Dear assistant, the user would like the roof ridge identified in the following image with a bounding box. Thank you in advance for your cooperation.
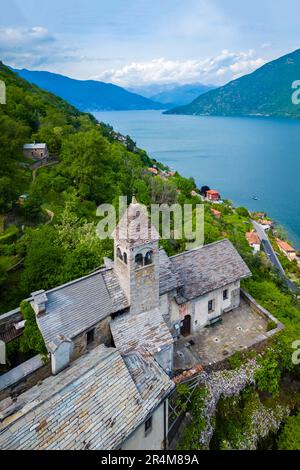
[45,266,113,295]
[169,238,230,260]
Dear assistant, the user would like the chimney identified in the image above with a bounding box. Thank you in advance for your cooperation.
[31,290,48,317]
[48,335,72,375]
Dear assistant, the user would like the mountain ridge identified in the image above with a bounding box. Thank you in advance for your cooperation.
[165,49,300,118]
[13,68,165,112]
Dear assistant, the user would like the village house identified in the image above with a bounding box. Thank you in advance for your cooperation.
[206,189,220,202]
[17,194,29,206]
[23,143,49,160]
[147,167,158,176]
[276,238,297,262]
[211,208,222,219]
[258,219,273,230]
[246,231,261,253]
[253,212,266,219]
[0,198,282,450]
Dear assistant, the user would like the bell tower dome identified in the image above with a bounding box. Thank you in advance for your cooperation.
[114,197,160,315]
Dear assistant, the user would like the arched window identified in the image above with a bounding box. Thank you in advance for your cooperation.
[135,253,143,268]
[144,251,153,266]
[123,252,128,265]
[117,247,123,261]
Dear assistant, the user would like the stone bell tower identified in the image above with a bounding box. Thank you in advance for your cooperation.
[114,197,160,316]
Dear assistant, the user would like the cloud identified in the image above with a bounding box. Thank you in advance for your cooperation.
[0,26,80,68]
[0,26,54,47]
[93,50,265,86]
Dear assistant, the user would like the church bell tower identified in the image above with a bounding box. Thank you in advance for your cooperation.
[114,197,160,316]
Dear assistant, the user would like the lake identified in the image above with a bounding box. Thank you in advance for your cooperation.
[93,110,300,248]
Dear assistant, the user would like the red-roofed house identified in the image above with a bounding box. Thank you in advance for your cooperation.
[276,239,297,262]
[206,190,220,202]
[211,209,222,219]
[258,219,273,229]
[246,231,261,253]
[148,167,158,176]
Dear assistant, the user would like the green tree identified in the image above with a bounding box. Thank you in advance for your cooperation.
[278,413,300,450]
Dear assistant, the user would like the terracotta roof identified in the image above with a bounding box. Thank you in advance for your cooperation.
[206,190,220,196]
[276,239,296,253]
[246,232,261,246]
[211,209,221,217]
[259,219,272,226]
[147,167,158,175]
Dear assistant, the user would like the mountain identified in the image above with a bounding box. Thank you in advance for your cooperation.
[149,84,215,107]
[129,83,215,108]
[165,49,300,118]
[13,68,164,111]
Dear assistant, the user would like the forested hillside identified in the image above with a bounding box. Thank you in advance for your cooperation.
[0,62,196,311]
[166,49,300,118]
[13,68,164,111]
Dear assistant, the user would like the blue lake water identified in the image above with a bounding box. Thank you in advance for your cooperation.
[93,110,300,248]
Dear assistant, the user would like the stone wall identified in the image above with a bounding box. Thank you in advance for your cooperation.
[71,316,112,361]
[241,289,284,335]
[0,308,23,339]
[0,355,51,401]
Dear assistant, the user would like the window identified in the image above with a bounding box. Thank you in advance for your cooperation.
[123,252,128,265]
[86,329,95,345]
[144,251,153,266]
[223,290,229,301]
[145,416,153,436]
[208,300,215,314]
[135,253,144,268]
[117,247,123,261]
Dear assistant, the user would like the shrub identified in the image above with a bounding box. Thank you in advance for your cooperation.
[19,300,48,358]
[277,412,300,450]
[228,352,243,370]
[255,350,281,398]
[236,207,249,218]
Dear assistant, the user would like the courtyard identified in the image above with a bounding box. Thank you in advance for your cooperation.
[174,293,283,371]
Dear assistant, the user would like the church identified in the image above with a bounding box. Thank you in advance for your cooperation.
[0,197,255,450]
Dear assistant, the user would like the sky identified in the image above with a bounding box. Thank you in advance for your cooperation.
[0,0,300,88]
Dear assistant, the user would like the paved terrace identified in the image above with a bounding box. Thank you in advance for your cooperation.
[174,292,283,371]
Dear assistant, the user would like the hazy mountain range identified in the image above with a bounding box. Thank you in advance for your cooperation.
[13,68,165,111]
[128,83,215,107]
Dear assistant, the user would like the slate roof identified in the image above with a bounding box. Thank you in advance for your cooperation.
[37,269,129,349]
[111,308,174,356]
[170,239,251,303]
[113,198,159,248]
[0,346,174,450]
[0,325,22,344]
[23,143,47,149]
[159,249,179,294]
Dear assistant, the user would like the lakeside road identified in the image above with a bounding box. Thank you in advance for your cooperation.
[252,220,300,295]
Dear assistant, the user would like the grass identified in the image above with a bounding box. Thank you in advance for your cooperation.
[0,226,19,244]
[0,255,16,271]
